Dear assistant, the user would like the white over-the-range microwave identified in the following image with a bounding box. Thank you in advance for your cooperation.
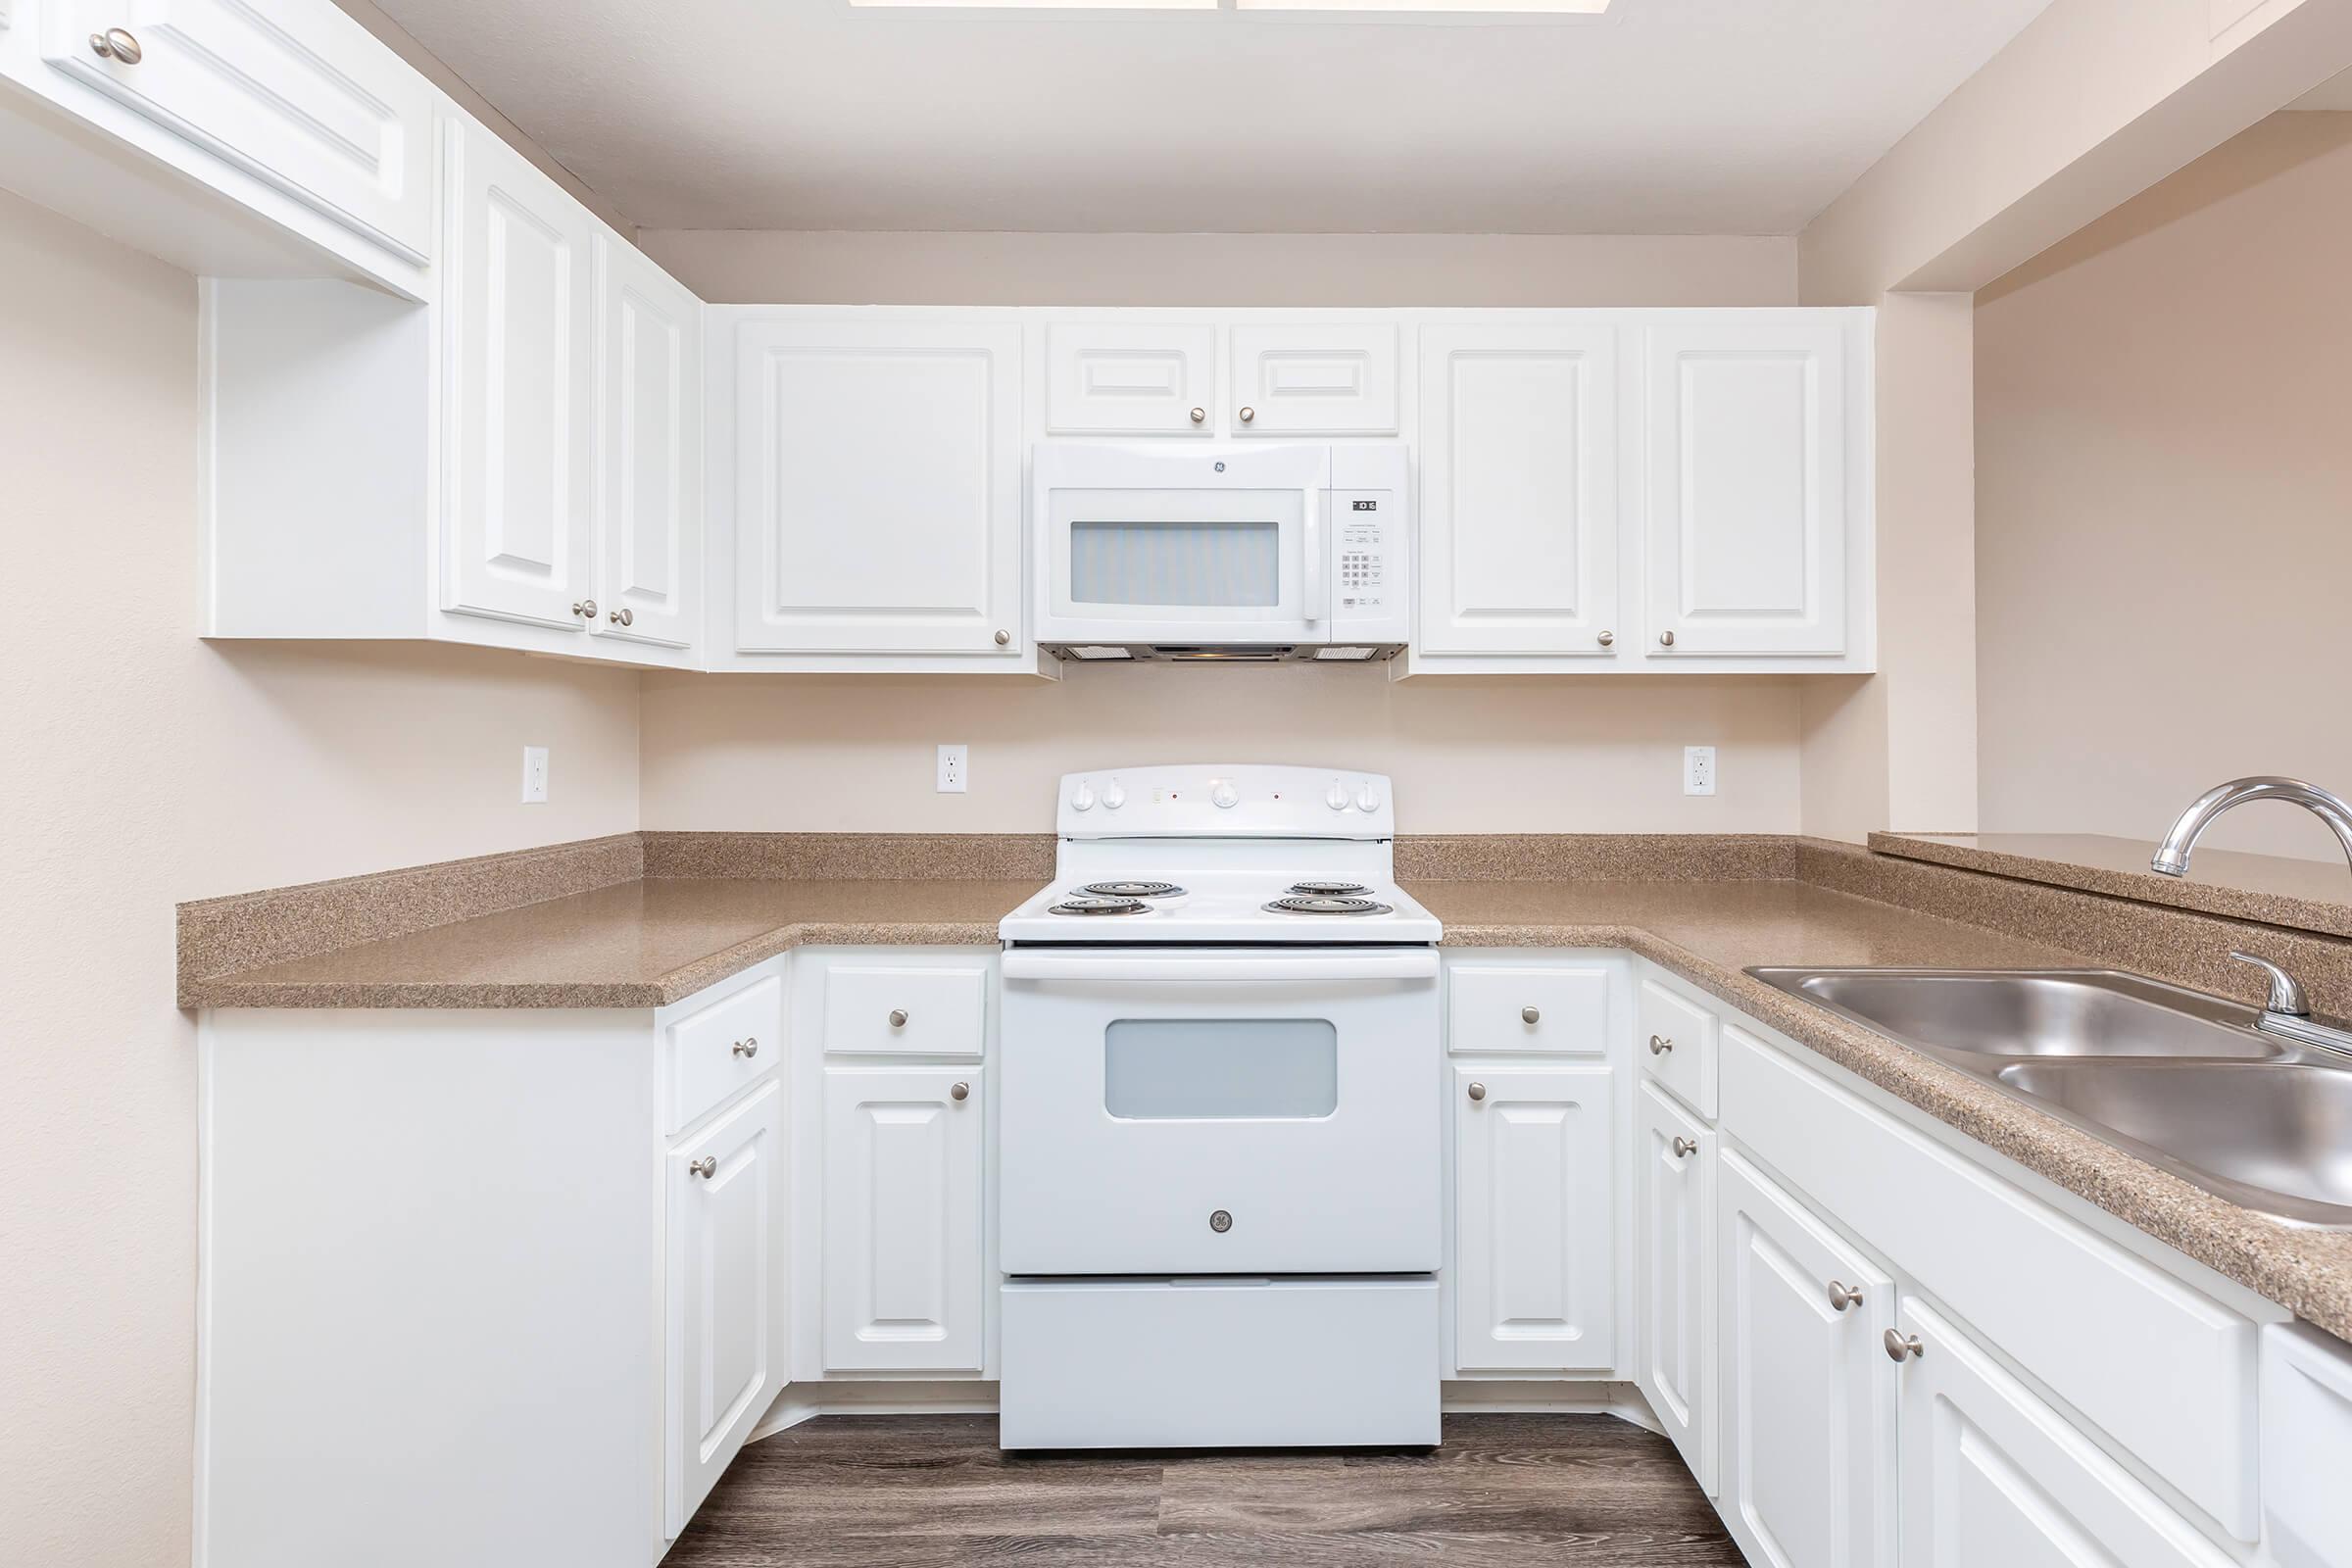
[1031,441,1410,662]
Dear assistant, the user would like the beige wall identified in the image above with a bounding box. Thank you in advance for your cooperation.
[1975,112,2352,860]
[0,192,642,1568]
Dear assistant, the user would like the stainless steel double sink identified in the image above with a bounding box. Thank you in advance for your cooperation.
[1746,967,2352,1228]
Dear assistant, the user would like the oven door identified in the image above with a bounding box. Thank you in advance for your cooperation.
[1000,947,1440,1275]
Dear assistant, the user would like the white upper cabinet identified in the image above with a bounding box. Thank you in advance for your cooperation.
[1044,321,1216,435]
[1228,323,1399,435]
[1642,313,1855,658]
[1418,322,1621,657]
[38,0,436,262]
[735,318,1024,656]
[595,233,701,654]
[1452,1062,1615,1373]
[442,117,598,633]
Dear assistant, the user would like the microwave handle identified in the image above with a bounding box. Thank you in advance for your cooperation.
[1303,487,1330,624]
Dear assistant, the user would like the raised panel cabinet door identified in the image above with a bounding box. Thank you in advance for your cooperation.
[594,235,701,652]
[1718,1150,1896,1568]
[1043,320,1216,434]
[666,1081,781,1538]
[1228,323,1399,435]
[42,0,436,259]
[443,120,597,632]
[1452,1062,1614,1372]
[1419,323,1621,657]
[1896,1298,2234,1568]
[1636,1080,1716,1494]
[822,1065,984,1373]
[1642,314,1851,656]
[736,319,1023,654]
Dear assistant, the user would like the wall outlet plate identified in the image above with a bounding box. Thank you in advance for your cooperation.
[1684,745,1716,797]
[521,746,549,804]
[937,744,967,794]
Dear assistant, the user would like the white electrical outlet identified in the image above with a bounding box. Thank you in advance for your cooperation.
[521,746,549,804]
[1684,746,1717,797]
[937,744,967,794]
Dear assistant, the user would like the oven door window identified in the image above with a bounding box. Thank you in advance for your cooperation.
[1102,1018,1338,1120]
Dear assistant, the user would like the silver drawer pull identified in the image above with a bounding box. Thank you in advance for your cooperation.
[1648,1034,1674,1055]
[1672,1136,1697,1158]
[688,1156,717,1179]
[1467,1081,1487,1102]
[90,27,142,64]
[889,1008,908,1027]
[731,1037,759,1058]
[950,1081,970,1102]
[1885,1329,1924,1362]
[1827,1280,1864,1311]
[1521,1005,1541,1025]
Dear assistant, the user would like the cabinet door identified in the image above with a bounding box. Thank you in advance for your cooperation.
[594,235,701,652]
[41,0,436,259]
[1043,320,1215,434]
[1419,323,1621,657]
[1453,1062,1613,1372]
[822,1065,984,1372]
[1719,1150,1896,1568]
[1228,323,1399,435]
[1636,1080,1715,1494]
[666,1081,781,1538]
[442,121,597,632]
[1642,315,1851,657]
[1897,1298,2232,1568]
[736,319,1023,654]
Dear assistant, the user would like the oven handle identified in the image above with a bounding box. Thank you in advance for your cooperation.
[1002,949,1438,983]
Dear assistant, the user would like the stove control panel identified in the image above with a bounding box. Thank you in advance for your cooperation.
[1059,764,1396,840]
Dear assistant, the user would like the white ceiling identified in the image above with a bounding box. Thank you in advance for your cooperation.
[372,0,2054,234]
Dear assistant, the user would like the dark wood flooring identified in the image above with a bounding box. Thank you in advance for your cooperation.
[666,1412,1746,1566]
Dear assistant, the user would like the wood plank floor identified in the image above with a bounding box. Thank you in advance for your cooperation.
[666,1413,1747,1566]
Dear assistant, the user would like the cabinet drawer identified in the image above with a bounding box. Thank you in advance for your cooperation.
[1447,962,1610,1054]
[1721,1025,2260,1540]
[823,961,987,1058]
[1638,975,1719,1118]
[666,975,783,1135]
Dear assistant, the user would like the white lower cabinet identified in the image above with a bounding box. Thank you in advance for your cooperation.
[820,1063,986,1372]
[1452,1061,1615,1371]
[666,1080,782,1535]
[1635,1078,1714,1494]
[1718,1148,1897,1568]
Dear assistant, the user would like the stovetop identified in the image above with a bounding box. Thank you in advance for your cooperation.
[1000,869,1441,945]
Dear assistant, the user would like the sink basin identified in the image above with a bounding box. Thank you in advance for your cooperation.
[1745,966,2352,1228]
[1997,1061,2352,1228]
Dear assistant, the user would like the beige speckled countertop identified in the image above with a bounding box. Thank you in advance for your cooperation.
[184,865,2352,1342]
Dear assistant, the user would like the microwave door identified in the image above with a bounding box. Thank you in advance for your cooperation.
[1046,486,1311,642]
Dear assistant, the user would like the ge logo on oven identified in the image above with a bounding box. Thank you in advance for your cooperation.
[1208,1209,1233,1234]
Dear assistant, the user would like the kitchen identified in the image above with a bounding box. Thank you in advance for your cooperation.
[10,1,2352,1565]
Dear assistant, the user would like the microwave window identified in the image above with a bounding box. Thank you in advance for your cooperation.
[1069,520,1281,608]
[1103,1019,1338,1119]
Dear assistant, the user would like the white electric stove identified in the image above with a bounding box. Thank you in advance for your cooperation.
[996,764,1444,1451]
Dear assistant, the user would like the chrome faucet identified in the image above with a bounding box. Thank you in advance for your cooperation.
[2150,776,2352,878]
[2230,952,2352,1059]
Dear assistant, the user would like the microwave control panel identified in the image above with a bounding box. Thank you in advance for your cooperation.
[1325,445,1409,642]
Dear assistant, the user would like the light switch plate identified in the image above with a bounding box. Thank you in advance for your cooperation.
[1684,746,1716,797]
[521,746,549,804]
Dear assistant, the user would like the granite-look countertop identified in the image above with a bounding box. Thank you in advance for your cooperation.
[186,868,2352,1341]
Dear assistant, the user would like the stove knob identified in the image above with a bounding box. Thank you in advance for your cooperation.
[1355,784,1383,813]
[1326,782,1350,811]
[1211,780,1239,809]
[1071,782,1096,812]
[1102,782,1126,809]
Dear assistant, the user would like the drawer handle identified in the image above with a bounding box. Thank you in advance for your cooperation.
[1648,1034,1674,1055]
[1239,406,1255,423]
[1467,1081,1487,1102]
[889,1008,908,1027]
[90,27,143,64]
[950,1081,970,1102]
[1189,407,1205,424]
[1672,1136,1697,1158]
[1827,1280,1864,1311]
[688,1156,717,1180]
[1520,1005,1541,1025]
[731,1036,759,1058]
[1884,1329,1924,1363]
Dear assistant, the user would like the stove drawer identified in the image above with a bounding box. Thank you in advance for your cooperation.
[1001,1277,1440,1449]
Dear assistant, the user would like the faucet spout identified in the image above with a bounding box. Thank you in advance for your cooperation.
[2151,776,2352,878]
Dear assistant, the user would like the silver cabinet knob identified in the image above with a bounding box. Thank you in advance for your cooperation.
[889,1008,908,1027]
[1659,629,1677,648]
[731,1037,758,1058]
[994,629,1011,646]
[1827,1280,1864,1311]
[608,607,634,627]
[950,1081,970,1102]
[1597,630,1615,648]
[1648,1034,1674,1055]
[1521,1005,1541,1025]
[572,599,598,618]
[1884,1329,1924,1362]
[89,27,142,63]
[1189,407,1205,424]
[1673,1136,1698,1158]
[1239,406,1255,423]
[688,1155,717,1179]
[1467,1081,1488,1102]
